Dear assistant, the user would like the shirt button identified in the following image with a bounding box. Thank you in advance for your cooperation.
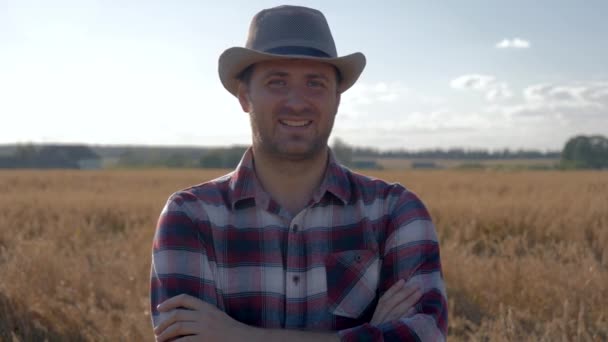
[292,275,300,284]
[292,224,299,233]
[355,254,362,263]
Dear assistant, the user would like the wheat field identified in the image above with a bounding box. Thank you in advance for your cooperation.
[0,169,606,341]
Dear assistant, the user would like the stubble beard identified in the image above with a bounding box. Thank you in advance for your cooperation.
[249,112,335,162]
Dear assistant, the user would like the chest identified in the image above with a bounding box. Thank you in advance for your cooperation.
[199,204,389,329]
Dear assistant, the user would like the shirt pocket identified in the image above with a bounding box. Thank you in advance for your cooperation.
[324,249,380,319]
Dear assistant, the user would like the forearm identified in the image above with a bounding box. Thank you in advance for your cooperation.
[246,326,340,342]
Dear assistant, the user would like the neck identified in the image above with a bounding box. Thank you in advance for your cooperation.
[252,146,329,215]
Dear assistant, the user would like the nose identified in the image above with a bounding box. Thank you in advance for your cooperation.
[283,87,309,113]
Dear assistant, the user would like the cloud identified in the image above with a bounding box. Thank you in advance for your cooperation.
[339,81,444,120]
[343,81,409,106]
[486,83,513,101]
[333,108,524,150]
[450,74,496,90]
[335,79,607,150]
[495,38,531,49]
[523,82,608,106]
[487,81,608,124]
[450,74,513,101]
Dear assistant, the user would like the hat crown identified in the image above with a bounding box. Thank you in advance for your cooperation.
[245,5,338,58]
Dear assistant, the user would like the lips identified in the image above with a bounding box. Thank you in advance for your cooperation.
[279,119,313,127]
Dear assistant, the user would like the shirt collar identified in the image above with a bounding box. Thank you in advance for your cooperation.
[313,148,351,205]
[228,147,258,208]
[228,147,352,209]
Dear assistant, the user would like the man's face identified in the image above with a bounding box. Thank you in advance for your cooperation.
[237,59,341,161]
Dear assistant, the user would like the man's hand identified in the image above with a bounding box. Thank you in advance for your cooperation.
[370,279,422,325]
[154,294,248,342]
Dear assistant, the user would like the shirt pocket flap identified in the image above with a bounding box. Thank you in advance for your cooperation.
[325,249,380,319]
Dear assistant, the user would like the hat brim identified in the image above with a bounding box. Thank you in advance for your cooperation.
[218,47,366,96]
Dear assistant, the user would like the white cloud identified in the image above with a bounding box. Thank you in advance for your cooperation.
[343,81,410,106]
[338,81,447,126]
[486,83,513,101]
[333,108,526,150]
[340,81,438,119]
[493,81,608,119]
[523,82,608,106]
[495,38,531,49]
[450,74,513,101]
[450,74,496,90]
[337,79,608,150]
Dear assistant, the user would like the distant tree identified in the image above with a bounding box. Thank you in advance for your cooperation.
[0,156,19,168]
[199,150,225,168]
[37,145,99,168]
[199,146,247,169]
[117,150,144,167]
[561,135,608,169]
[15,143,36,158]
[223,146,247,168]
[14,143,37,167]
[332,137,353,167]
[0,144,100,169]
[165,153,192,168]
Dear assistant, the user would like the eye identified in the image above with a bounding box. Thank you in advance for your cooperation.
[268,79,286,87]
[307,80,326,88]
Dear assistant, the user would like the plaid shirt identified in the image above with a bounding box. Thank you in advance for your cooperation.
[150,148,447,341]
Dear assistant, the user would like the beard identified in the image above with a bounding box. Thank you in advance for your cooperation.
[249,107,336,162]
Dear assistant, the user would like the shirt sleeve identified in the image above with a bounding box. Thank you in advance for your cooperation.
[338,189,448,342]
[149,192,218,328]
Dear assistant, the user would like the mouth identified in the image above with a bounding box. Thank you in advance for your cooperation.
[279,119,313,127]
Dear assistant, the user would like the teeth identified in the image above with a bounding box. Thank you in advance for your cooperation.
[281,120,311,127]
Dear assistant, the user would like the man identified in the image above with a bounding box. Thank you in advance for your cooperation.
[150,5,447,341]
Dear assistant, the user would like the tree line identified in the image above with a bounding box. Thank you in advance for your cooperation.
[0,135,606,170]
[114,146,247,169]
[0,144,100,169]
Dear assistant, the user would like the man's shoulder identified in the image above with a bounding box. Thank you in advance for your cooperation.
[341,166,430,216]
[166,171,235,207]
[342,167,409,201]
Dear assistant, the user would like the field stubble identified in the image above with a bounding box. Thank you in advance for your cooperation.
[0,169,606,341]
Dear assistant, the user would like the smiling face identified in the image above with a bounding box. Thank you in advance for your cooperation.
[237,59,341,162]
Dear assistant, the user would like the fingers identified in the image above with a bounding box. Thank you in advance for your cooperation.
[385,282,419,312]
[371,279,405,325]
[157,294,203,312]
[371,280,423,325]
[384,286,423,321]
[154,309,198,337]
[155,321,199,342]
[381,279,405,300]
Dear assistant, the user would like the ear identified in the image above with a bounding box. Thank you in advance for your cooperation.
[334,92,341,114]
[237,82,251,113]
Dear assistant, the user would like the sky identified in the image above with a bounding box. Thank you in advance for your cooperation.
[1,0,607,151]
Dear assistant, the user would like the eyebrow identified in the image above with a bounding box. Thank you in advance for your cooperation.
[263,71,289,79]
[306,73,330,81]
[262,70,331,81]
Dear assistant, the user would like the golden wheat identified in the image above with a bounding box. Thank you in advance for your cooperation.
[0,169,606,341]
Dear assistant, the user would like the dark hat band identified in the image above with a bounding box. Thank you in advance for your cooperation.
[264,46,331,58]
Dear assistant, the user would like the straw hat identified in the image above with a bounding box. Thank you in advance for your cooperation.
[218,5,366,96]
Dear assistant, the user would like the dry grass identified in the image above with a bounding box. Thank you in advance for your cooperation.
[0,169,606,341]
[374,158,560,169]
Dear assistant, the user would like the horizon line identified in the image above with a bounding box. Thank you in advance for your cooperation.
[0,141,563,153]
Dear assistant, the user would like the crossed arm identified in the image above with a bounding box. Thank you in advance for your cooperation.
[152,279,421,342]
[150,191,447,342]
